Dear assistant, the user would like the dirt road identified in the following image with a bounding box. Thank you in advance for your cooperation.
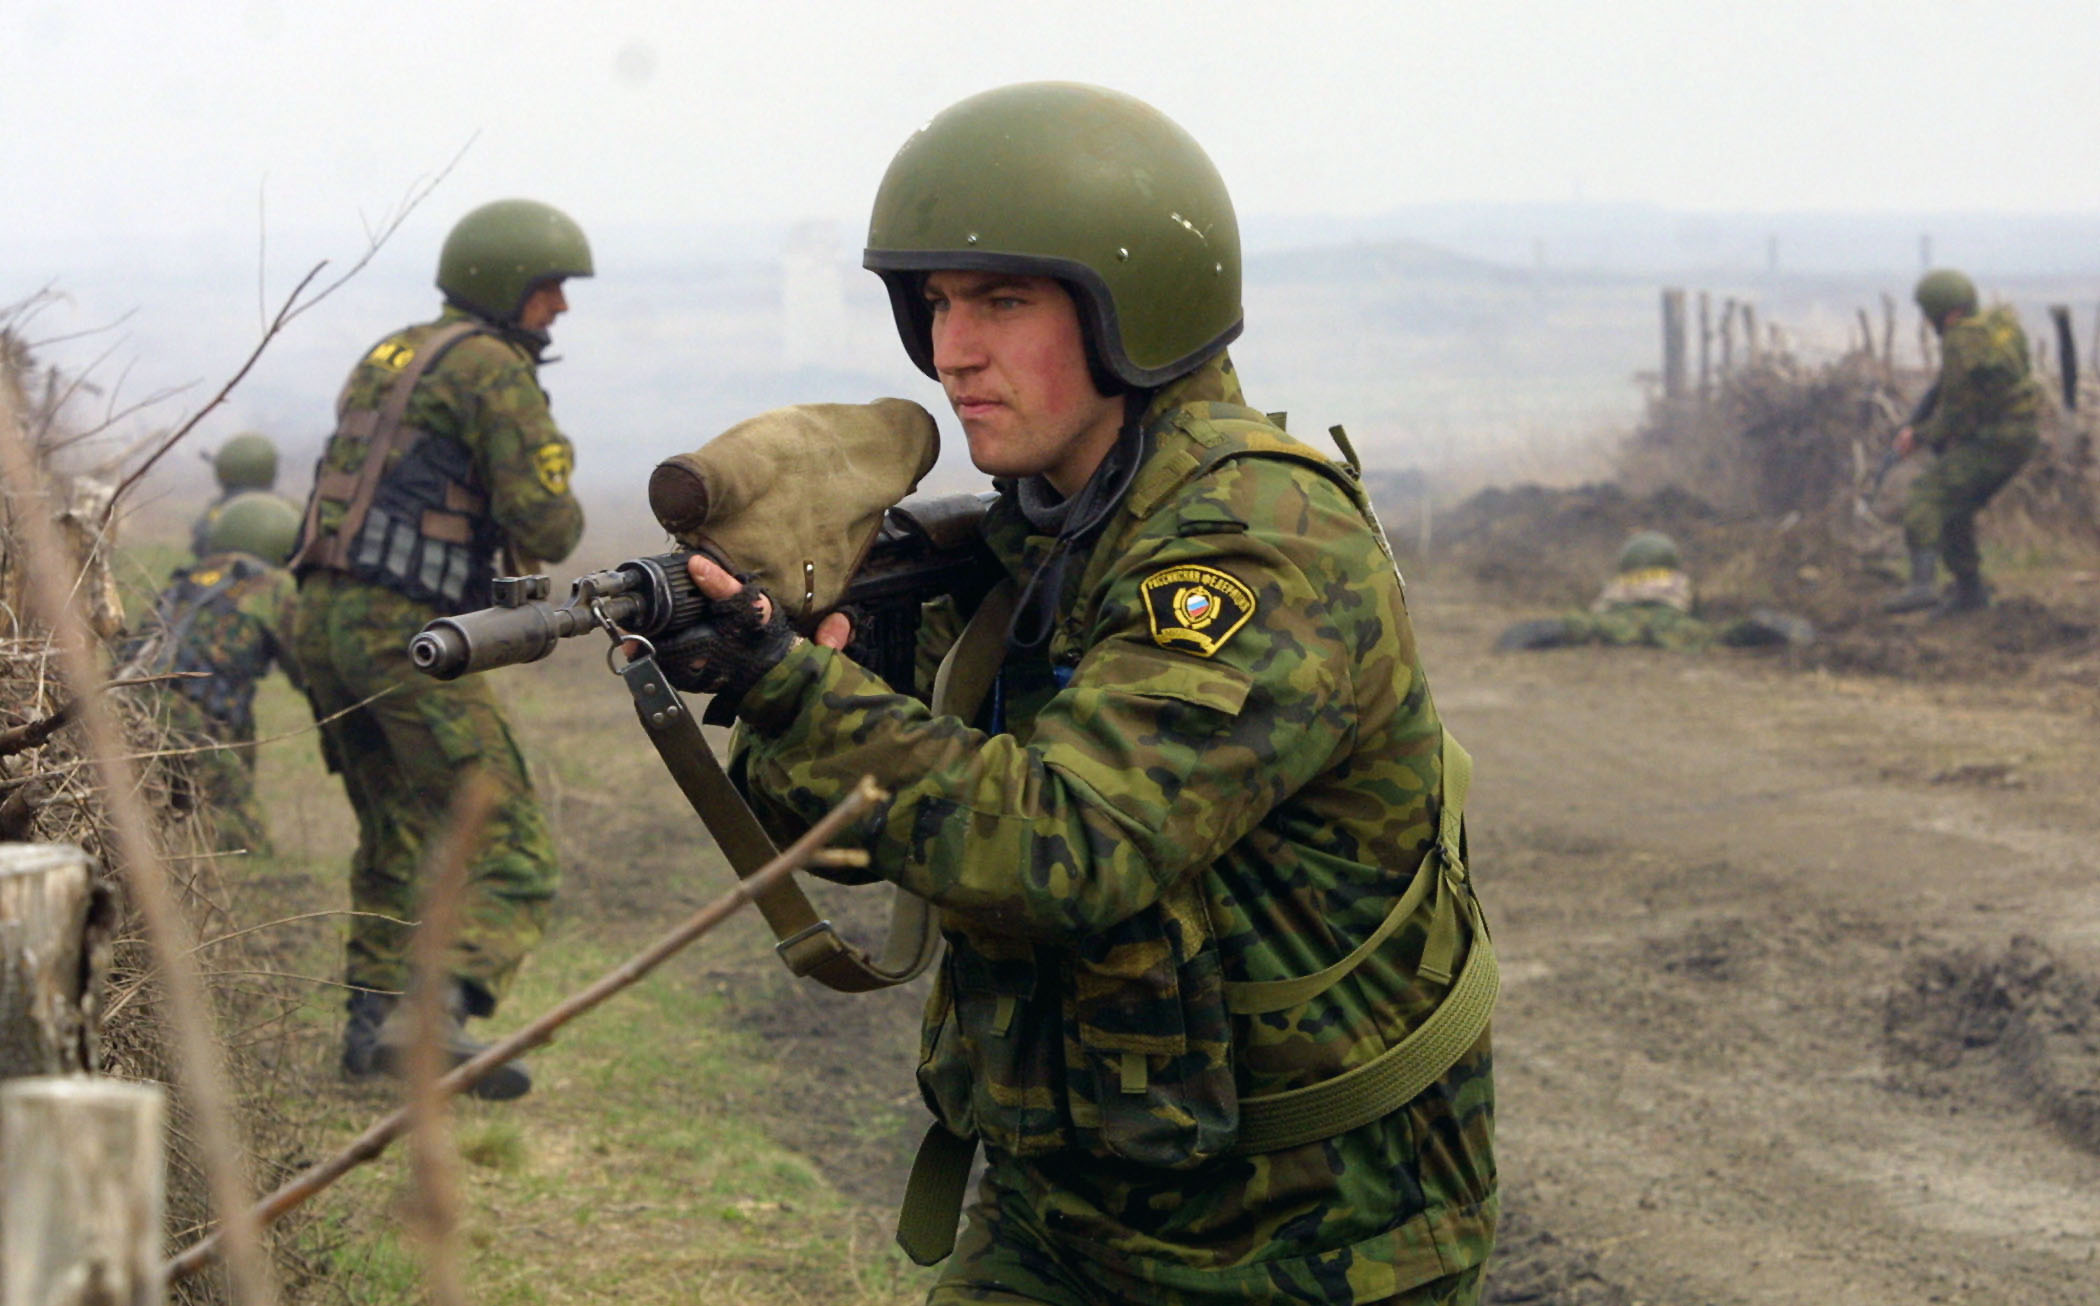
[701,576,2100,1305]
[1417,586,2100,1304]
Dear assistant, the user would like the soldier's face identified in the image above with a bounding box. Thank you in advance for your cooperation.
[924,270,1123,498]
[518,279,569,332]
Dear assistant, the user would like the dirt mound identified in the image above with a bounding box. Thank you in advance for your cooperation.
[1400,344,2100,685]
[1883,937,2100,1156]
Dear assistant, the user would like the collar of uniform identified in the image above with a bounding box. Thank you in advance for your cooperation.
[1123,350,1261,522]
[434,303,546,364]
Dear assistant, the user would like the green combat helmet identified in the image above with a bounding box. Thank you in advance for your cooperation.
[1913,268,1978,326]
[204,490,302,566]
[864,81,1242,388]
[1617,531,1681,573]
[213,432,278,491]
[437,199,594,325]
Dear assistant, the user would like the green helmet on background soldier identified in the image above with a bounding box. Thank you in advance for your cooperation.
[204,490,301,565]
[864,81,1242,388]
[437,199,594,325]
[1617,531,1682,573]
[1913,268,1979,326]
[213,432,278,491]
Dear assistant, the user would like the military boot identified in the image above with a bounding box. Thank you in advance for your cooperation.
[1881,548,1940,614]
[1932,573,1991,619]
[372,980,533,1101]
[340,988,395,1080]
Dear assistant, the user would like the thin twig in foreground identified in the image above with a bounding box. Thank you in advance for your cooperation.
[164,775,887,1285]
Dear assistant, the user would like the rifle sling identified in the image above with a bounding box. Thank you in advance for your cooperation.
[619,653,937,993]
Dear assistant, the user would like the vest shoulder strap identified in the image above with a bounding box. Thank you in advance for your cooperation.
[292,319,489,574]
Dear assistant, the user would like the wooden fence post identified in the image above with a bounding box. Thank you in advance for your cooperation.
[2,1077,166,1306]
[1660,288,1688,402]
[1697,291,1713,406]
[0,845,106,1079]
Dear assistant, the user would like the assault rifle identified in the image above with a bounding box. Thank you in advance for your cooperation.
[409,490,999,699]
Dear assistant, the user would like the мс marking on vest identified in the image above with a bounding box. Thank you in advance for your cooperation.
[1141,564,1254,657]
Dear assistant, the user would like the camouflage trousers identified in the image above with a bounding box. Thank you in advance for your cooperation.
[1902,426,2039,581]
[161,693,271,857]
[292,572,557,1012]
[1562,604,1715,652]
[931,1163,1489,1305]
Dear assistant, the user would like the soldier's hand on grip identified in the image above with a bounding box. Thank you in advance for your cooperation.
[657,556,799,717]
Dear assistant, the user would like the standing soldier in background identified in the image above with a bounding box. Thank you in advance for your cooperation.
[191,431,292,557]
[665,84,1496,1304]
[289,198,590,1100]
[124,492,303,855]
[1882,269,2042,616]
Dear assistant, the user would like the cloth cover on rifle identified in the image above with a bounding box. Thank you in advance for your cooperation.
[647,399,940,624]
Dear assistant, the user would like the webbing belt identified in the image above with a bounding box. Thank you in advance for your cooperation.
[895,730,1497,1265]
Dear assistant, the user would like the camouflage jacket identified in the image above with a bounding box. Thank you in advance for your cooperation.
[301,305,584,608]
[1916,304,2043,453]
[124,551,298,742]
[736,354,1495,1298]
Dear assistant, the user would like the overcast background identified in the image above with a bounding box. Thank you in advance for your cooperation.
[8,0,2100,532]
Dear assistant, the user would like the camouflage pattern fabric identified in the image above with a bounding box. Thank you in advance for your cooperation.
[1904,304,2042,578]
[308,306,583,576]
[734,352,1496,1303]
[1562,592,1717,653]
[292,572,558,1008]
[295,306,581,1010]
[123,551,299,854]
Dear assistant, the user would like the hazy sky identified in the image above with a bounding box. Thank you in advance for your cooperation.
[9,0,2100,255]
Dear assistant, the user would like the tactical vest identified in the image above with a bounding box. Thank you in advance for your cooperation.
[129,557,275,738]
[289,320,504,613]
[898,403,1498,1263]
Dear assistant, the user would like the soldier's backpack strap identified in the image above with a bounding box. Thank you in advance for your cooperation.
[1227,730,1498,1153]
[290,319,488,575]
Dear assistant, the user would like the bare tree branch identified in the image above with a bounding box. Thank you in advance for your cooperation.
[101,142,472,525]
[0,342,279,1306]
[165,775,887,1284]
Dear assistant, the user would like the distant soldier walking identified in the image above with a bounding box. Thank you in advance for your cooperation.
[1882,269,2042,616]
[125,492,303,855]
[289,199,590,1099]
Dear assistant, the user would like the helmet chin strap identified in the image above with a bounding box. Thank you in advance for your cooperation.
[1004,394,1150,658]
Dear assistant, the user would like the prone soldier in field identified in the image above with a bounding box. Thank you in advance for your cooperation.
[1880,268,2042,617]
[652,84,1499,1305]
[289,198,590,1100]
[122,492,303,856]
[1495,531,1814,653]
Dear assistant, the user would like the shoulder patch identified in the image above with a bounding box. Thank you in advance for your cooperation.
[367,338,416,372]
[532,443,573,496]
[1140,564,1255,657]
